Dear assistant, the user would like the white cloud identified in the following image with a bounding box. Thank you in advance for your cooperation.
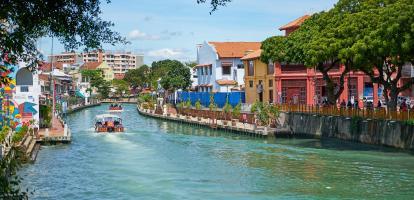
[148,48,184,58]
[128,29,161,40]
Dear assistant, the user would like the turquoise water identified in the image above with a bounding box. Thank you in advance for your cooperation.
[20,104,414,199]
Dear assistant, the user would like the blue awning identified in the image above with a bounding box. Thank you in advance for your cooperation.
[76,90,85,98]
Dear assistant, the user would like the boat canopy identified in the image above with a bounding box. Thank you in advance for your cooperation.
[95,114,122,122]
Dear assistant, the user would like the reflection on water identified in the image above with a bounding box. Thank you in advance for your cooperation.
[20,104,414,200]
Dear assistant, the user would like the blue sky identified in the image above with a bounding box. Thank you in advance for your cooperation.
[38,0,337,64]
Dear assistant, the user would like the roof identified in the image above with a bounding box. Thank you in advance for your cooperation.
[208,42,261,58]
[80,62,102,70]
[195,63,212,68]
[96,114,122,120]
[241,49,262,60]
[216,79,237,85]
[40,62,64,72]
[38,73,50,82]
[279,15,310,30]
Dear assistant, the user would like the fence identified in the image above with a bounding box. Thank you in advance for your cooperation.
[177,92,245,108]
[276,104,414,122]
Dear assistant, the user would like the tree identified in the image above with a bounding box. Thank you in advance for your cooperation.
[81,69,110,98]
[159,61,192,92]
[112,79,129,97]
[149,59,178,88]
[0,0,126,85]
[350,0,414,110]
[123,65,150,89]
[197,0,232,13]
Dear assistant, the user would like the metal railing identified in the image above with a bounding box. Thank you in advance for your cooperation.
[276,104,413,122]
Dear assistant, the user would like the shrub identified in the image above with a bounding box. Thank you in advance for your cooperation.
[195,100,202,110]
[12,125,28,143]
[406,119,414,125]
[233,102,242,119]
[185,100,192,109]
[0,126,11,143]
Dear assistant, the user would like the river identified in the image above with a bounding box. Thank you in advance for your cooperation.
[20,104,414,199]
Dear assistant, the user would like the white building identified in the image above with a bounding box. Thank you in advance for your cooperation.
[13,62,41,127]
[196,41,261,92]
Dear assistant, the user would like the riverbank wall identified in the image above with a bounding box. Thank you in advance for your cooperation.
[66,102,101,114]
[280,112,414,150]
[137,107,272,137]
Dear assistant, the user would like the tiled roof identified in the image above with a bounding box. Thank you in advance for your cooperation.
[208,42,261,58]
[38,73,50,82]
[279,15,310,30]
[241,49,262,60]
[80,62,102,70]
[39,62,64,72]
[216,79,237,85]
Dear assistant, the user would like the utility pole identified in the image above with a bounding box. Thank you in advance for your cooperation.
[50,37,55,128]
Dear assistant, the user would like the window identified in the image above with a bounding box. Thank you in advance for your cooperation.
[269,90,273,103]
[248,61,254,76]
[201,67,204,75]
[222,65,231,75]
[267,62,274,75]
[237,64,244,69]
[249,80,254,88]
[20,86,29,92]
[269,80,273,88]
[209,66,212,75]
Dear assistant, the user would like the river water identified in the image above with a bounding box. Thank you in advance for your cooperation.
[20,104,414,199]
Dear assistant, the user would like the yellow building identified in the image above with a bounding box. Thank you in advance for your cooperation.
[81,61,114,81]
[241,50,275,104]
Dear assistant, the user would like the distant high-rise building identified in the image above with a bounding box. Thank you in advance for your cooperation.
[48,52,82,64]
[82,50,144,79]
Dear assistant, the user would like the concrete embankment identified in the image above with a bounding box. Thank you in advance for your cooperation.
[280,112,414,150]
[66,102,101,114]
[137,107,271,137]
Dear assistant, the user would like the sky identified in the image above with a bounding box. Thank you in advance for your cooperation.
[38,0,338,64]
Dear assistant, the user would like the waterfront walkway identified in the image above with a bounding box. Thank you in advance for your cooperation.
[137,106,288,137]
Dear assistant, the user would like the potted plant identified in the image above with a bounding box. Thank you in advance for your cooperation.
[195,100,202,121]
[185,100,192,119]
[232,102,242,126]
[222,99,232,126]
[208,93,218,124]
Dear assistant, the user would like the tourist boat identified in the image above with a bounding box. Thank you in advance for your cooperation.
[108,104,123,112]
[95,114,124,133]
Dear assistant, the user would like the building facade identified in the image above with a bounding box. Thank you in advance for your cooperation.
[196,41,261,92]
[242,50,275,104]
[0,62,41,129]
[48,52,82,64]
[80,61,114,81]
[82,50,144,79]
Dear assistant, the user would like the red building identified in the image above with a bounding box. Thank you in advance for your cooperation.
[273,16,380,107]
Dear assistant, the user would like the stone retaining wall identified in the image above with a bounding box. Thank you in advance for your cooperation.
[280,112,414,150]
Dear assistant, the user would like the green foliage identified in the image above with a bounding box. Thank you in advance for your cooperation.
[232,102,242,119]
[195,100,202,110]
[177,102,186,110]
[223,100,232,114]
[185,100,192,109]
[406,119,414,126]
[0,0,126,86]
[12,126,28,143]
[112,79,129,97]
[123,65,150,89]
[208,94,217,111]
[81,69,111,99]
[0,126,11,143]
[0,146,30,198]
[40,105,52,128]
[159,60,192,92]
[251,102,280,126]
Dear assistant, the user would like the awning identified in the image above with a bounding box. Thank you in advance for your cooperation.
[195,63,212,68]
[75,90,86,98]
